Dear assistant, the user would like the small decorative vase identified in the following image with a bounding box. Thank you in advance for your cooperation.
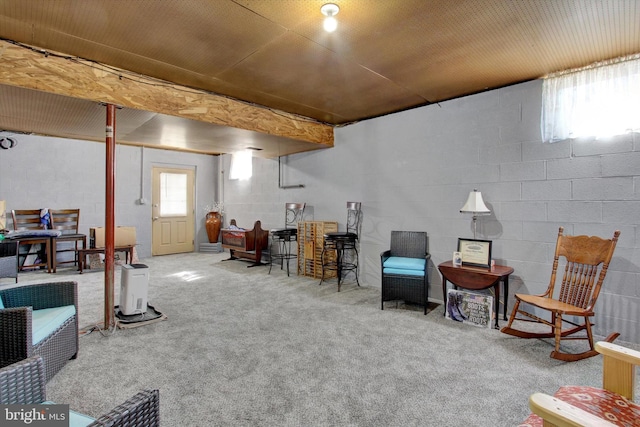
[205,211,222,243]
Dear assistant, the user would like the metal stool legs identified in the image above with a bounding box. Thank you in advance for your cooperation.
[319,235,359,291]
[269,232,296,276]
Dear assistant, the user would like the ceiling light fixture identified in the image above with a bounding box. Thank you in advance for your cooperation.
[321,3,339,33]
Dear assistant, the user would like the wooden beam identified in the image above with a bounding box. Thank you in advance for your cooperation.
[0,40,333,147]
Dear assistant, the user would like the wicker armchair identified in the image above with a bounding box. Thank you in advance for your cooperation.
[0,356,160,426]
[0,281,78,382]
[381,231,431,314]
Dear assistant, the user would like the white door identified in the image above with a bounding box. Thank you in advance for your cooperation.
[151,167,195,255]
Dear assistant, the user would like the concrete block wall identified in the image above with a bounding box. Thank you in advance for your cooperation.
[221,79,640,344]
[0,135,218,259]
[2,77,638,343]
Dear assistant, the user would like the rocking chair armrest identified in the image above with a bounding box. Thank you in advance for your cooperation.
[529,393,618,427]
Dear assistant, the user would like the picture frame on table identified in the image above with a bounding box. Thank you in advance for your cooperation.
[457,238,492,268]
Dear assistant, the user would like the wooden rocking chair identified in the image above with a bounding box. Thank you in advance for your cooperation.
[501,227,620,362]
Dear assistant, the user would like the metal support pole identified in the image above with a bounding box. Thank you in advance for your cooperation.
[104,104,116,330]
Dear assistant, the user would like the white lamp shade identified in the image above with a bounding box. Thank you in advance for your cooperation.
[460,190,490,214]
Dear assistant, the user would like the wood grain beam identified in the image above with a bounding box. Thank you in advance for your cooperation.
[0,40,333,147]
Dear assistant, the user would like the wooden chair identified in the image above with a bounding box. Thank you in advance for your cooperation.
[50,209,86,271]
[501,227,620,361]
[522,341,640,426]
[10,209,52,273]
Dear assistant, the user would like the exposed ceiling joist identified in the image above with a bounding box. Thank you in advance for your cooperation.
[0,40,333,157]
[0,1,638,156]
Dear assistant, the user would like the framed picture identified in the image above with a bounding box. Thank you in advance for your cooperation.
[452,251,462,267]
[457,238,492,268]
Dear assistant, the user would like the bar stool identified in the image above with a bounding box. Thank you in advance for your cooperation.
[269,203,305,276]
[320,202,362,291]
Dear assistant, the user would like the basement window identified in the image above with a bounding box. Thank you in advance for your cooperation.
[541,54,640,143]
[229,150,253,180]
[160,172,187,216]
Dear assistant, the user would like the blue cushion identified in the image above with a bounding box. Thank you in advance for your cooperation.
[383,267,425,277]
[383,257,425,271]
[68,409,96,427]
[32,305,76,345]
[0,295,4,309]
[42,402,96,427]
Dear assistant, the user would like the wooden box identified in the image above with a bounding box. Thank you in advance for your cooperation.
[297,221,338,278]
[90,226,137,248]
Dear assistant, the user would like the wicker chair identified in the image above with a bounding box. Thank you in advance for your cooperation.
[381,231,431,314]
[0,356,160,426]
[0,281,78,382]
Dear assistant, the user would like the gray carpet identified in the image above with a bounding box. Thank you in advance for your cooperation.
[8,252,640,426]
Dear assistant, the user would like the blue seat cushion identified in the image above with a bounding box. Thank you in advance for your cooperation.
[383,267,425,277]
[32,305,76,345]
[42,402,96,427]
[383,257,425,271]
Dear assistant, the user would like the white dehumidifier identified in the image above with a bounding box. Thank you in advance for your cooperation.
[120,263,149,315]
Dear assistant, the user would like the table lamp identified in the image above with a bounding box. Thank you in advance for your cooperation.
[460,189,490,239]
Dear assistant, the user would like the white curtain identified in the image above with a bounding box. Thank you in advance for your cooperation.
[542,55,640,143]
[229,150,253,180]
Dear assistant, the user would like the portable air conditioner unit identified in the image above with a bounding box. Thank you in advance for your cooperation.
[120,263,149,315]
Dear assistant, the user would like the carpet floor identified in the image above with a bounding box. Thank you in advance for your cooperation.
[6,252,639,426]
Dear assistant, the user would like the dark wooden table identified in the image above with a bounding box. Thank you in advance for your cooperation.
[438,260,514,329]
[77,245,134,273]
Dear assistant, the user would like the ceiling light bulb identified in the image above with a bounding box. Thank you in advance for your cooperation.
[321,3,339,33]
[323,16,338,32]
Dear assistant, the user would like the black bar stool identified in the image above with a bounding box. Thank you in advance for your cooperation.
[320,202,362,291]
[269,203,305,276]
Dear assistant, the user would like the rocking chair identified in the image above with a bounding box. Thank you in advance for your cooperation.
[501,227,620,362]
